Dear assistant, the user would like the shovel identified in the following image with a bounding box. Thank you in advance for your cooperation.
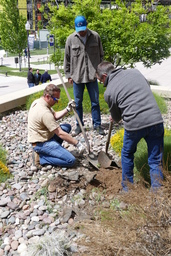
[56,67,90,153]
[88,122,120,169]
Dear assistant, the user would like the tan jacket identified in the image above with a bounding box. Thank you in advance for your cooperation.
[64,29,104,83]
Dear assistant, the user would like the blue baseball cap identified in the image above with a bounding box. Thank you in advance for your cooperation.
[75,16,87,32]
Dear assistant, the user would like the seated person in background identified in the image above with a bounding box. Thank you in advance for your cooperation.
[28,84,85,167]
[34,69,41,86]
[40,69,52,84]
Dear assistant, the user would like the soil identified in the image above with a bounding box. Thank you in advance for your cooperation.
[50,163,171,256]
[75,169,171,256]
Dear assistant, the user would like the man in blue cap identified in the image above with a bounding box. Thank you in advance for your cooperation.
[64,15,104,136]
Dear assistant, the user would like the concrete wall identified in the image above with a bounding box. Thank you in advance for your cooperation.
[0,78,70,114]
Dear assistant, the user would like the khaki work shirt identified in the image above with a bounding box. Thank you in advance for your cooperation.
[28,97,59,143]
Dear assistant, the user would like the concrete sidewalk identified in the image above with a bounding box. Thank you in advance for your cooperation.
[0,53,58,96]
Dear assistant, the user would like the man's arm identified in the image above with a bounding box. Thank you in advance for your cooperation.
[98,35,104,62]
[54,126,77,145]
[64,37,71,79]
[104,94,122,123]
[54,108,69,120]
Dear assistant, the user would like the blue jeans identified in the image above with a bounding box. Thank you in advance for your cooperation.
[33,124,76,167]
[28,83,34,88]
[73,80,101,127]
[121,123,164,191]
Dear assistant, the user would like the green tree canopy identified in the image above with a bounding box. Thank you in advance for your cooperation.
[0,0,27,70]
[43,0,171,68]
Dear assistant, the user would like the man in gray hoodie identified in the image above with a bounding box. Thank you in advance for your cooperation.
[96,61,164,192]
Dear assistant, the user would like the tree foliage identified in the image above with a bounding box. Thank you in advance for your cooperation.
[0,0,27,70]
[44,0,171,67]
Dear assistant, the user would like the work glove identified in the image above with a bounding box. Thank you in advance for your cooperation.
[66,99,76,112]
[75,141,85,154]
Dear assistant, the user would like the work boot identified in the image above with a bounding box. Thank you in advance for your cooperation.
[94,125,105,135]
[32,150,40,167]
[34,152,40,166]
[73,126,82,136]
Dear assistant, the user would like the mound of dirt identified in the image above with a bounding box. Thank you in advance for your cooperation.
[86,168,122,196]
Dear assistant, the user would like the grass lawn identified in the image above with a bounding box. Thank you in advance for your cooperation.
[7,47,55,57]
[0,66,57,77]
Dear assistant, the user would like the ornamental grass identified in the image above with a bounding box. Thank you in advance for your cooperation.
[0,160,10,183]
[0,144,11,183]
[110,127,171,186]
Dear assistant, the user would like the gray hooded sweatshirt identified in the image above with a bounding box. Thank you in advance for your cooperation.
[104,68,163,131]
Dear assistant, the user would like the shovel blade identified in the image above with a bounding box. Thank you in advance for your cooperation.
[98,151,112,168]
[87,154,100,170]
[98,151,121,169]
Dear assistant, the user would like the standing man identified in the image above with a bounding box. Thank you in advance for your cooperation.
[96,61,164,192]
[64,15,104,136]
[34,69,41,86]
[27,67,35,88]
[40,70,52,84]
[28,84,85,167]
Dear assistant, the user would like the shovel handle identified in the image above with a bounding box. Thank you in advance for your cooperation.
[105,121,113,154]
[56,66,90,153]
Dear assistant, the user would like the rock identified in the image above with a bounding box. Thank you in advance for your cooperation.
[0,248,4,256]
[17,243,27,254]
[62,208,76,223]
[11,240,19,250]
[48,183,56,193]
[32,229,45,236]
[15,229,22,239]
[83,172,96,183]
[59,170,80,181]
[119,201,128,210]
[1,210,10,218]
[7,202,18,210]
[0,198,10,206]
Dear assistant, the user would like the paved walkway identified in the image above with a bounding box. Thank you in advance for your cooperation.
[0,53,58,96]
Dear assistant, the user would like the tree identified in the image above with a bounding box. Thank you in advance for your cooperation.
[43,0,171,68]
[0,0,27,71]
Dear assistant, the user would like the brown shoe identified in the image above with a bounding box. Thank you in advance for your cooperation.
[32,150,40,166]
[35,152,40,166]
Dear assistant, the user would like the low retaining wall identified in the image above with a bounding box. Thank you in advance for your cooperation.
[150,85,171,99]
[0,78,70,114]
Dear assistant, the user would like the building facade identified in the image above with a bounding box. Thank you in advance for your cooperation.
[18,0,45,31]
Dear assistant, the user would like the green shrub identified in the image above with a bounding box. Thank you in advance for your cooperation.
[0,160,11,183]
[153,92,167,114]
[0,144,11,183]
[0,144,7,164]
[110,128,171,186]
[110,128,124,156]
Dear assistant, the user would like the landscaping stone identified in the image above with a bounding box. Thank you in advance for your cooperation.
[0,100,170,255]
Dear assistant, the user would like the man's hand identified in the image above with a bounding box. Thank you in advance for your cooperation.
[68,78,73,84]
[66,99,76,112]
[75,141,85,154]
